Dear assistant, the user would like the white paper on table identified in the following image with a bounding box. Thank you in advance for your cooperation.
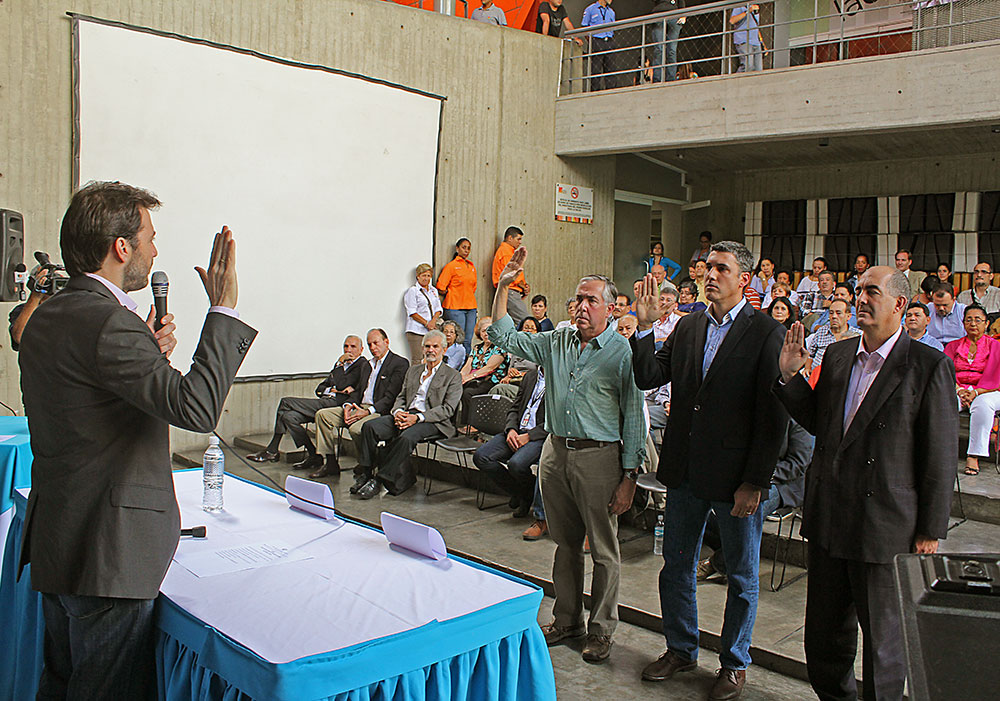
[380,512,447,560]
[173,540,313,578]
[285,475,338,521]
[0,435,15,443]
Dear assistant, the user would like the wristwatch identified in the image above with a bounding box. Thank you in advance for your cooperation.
[623,470,639,482]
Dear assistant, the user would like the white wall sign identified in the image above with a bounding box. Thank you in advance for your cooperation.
[555,184,594,224]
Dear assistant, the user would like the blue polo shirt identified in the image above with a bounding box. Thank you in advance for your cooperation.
[928,301,967,345]
[581,2,615,39]
[732,5,761,46]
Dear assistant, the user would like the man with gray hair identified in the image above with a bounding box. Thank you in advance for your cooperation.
[775,266,955,700]
[353,329,462,499]
[489,246,645,665]
[633,240,788,700]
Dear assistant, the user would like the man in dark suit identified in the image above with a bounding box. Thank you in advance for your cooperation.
[311,328,409,478]
[355,330,462,498]
[631,240,788,701]
[472,367,548,518]
[18,181,255,698]
[775,266,956,701]
[248,335,371,471]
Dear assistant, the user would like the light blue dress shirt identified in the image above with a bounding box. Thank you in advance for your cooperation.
[702,298,747,379]
[581,2,615,38]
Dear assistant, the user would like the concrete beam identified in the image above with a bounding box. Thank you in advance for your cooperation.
[555,41,1000,156]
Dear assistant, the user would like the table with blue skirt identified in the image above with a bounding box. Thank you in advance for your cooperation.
[1,468,556,700]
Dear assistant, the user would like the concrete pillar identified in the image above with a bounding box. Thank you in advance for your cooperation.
[437,0,455,16]
[772,0,791,69]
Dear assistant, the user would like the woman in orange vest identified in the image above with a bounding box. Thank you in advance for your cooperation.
[436,238,478,354]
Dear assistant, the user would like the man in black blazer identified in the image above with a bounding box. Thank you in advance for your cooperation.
[248,335,371,471]
[355,330,462,498]
[18,182,255,698]
[631,241,788,701]
[775,266,956,701]
[472,367,548,518]
[311,328,409,478]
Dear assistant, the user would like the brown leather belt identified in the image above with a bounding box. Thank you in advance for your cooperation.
[552,435,615,450]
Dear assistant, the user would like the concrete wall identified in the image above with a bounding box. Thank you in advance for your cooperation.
[0,0,614,451]
[555,40,1000,155]
[613,201,651,288]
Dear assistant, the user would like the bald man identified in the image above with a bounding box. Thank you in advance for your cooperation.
[650,264,676,295]
[249,335,372,470]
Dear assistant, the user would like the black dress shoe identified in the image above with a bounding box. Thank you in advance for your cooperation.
[356,478,381,500]
[349,472,370,494]
[513,502,531,519]
[292,453,325,471]
[247,449,279,463]
[309,461,340,479]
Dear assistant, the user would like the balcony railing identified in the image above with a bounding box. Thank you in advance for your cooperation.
[558,0,1000,96]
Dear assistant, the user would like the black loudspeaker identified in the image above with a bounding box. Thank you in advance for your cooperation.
[0,209,24,302]
[895,553,1000,700]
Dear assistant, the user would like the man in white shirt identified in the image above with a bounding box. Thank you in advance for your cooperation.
[795,257,827,294]
[652,288,681,344]
[354,331,462,499]
[312,328,409,479]
[957,261,1000,313]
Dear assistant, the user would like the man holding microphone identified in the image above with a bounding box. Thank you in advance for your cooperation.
[18,181,256,697]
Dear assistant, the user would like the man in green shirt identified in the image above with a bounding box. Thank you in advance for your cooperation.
[489,246,645,664]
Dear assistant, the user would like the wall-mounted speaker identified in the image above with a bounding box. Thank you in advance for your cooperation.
[0,210,25,302]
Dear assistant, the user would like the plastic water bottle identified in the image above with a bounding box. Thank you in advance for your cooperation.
[653,513,664,556]
[202,436,224,513]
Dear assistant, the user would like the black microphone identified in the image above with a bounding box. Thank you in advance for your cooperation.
[13,263,27,301]
[151,271,168,331]
[180,526,207,538]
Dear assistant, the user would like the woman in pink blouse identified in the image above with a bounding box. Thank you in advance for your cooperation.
[944,304,1000,475]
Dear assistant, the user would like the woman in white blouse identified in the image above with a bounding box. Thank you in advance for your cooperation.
[403,263,443,362]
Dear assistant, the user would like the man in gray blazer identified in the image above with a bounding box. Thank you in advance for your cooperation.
[354,330,461,499]
[18,182,256,699]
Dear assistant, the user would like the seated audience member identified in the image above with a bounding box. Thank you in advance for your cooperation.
[249,335,370,470]
[312,329,409,478]
[913,273,937,308]
[935,261,952,284]
[944,304,1000,476]
[895,248,927,298]
[616,313,638,339]
[473,367,548,520]
[796,256,827,294]
[676,280,706,314]
[650,264,676,294]
[763,270,800,308]
[801,270,836,328]
[805,298,860,370]
[556,297,578,329]
[808,282,859,332]
[749,256,775,297]
[458,316,509,426]
[929,282,967,344]
[354,330,462,498]
[529,294,555,331]
[692,259,709,303]
[646,241,681,280]
[767,297,798,329]
[844,253,870,292]
[958,262,1000,313]
[652,289,681,343]
[442,319,467,369]
[904,301,944,351]
[495,317,541,397]
[613,292,632,319]
[698,419,814,579]
[403,263,443,363]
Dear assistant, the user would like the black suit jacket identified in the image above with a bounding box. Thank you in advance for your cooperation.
[316,356,371,405]
[504,368,548,442]
[774,333,956,563]
[368,351,409,416]
[18,276,255,599]
[632,303,788,502]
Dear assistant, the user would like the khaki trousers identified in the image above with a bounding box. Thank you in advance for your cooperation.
[538,437,623,636]
[405,332,425,364]
[314,406,380,454]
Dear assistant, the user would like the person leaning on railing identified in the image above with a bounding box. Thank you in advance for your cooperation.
[730,3,767,72]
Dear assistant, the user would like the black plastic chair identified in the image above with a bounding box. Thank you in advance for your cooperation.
[769,508,808,592]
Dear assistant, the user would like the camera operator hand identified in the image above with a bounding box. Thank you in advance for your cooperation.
[145,308,177,358]
[194,226,238,309]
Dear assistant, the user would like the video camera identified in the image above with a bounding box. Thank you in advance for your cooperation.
[30,251,69,296]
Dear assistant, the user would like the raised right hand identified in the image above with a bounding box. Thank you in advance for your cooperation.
[779,322,810,382]
[635,273,668,327]
[195,226,238,309]
[497,246,527,288]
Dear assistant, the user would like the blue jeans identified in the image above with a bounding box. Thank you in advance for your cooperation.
[443,308,477,355]
[659,481,763,670]
[473,432,545,511]
[650,19,682,82]
[735,42,763,72]
[705,484,780,575]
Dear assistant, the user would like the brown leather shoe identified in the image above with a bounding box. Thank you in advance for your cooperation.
[309,458,340,479]
[540,622,586,646]
[581,634,613,664]
[709,668,746,700]
[696,557,717,581]
[522,520,548,541]
[641,649,697,681]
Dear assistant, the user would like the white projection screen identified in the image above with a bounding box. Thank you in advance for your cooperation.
[74,18,442,378]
